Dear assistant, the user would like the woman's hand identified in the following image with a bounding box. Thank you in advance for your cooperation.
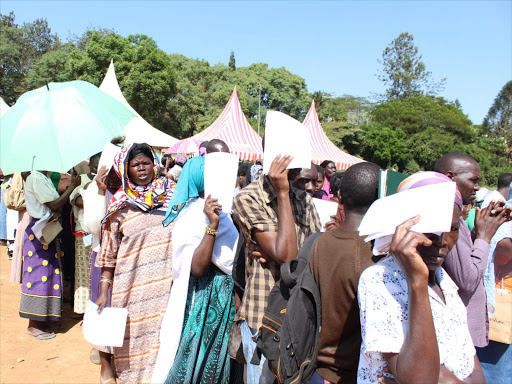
[204,195,222,229]
[95,165,109,195]
[95,292,110,314]
[389,215,432,287]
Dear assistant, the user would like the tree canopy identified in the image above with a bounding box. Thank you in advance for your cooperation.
[1,13,509,187]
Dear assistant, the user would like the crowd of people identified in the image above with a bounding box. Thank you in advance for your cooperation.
[0,136,511,384]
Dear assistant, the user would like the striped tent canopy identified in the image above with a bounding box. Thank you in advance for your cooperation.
[191,87,263,161]
[303,101,364,171]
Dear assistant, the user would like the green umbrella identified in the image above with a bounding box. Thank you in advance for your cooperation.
[0,80,135,174]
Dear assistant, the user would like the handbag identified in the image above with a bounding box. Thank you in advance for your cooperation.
[488,286,512,344]
[3,173,26,211]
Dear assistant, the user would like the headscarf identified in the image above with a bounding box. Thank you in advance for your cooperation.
[103,143,175,223]
[163,156,205,226]
[397,171,463,207]
[250,164,263,184]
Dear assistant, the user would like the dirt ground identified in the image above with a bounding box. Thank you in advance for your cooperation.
[0,245,98,384]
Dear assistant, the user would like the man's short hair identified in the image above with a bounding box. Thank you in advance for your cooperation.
[434,152,477,174]
[329,172,343,196]
[340,162,381,213]
[206,139,230,153]
[498,173,512,189]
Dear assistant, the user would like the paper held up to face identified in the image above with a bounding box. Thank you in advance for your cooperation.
[358,182,456,250]
[313,198,339,232]
[97,142,121,174]
[262,111,311,175]
[204,152,239,213]
[82,301,128,347]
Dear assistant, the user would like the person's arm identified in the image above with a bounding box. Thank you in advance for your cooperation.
[96,267,114,313]
[495,237,512,281]
[45,172,81,212]
[444,202,510,293]
[191,195,222,276]
[252,155,297,264]
[383,216,440,384]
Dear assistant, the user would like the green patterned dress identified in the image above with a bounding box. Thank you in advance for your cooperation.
[165,264,236,384]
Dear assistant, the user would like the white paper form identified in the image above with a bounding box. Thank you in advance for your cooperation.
[32,211,52,241]
[82,301,128,347]
[97,143,121,174]
[262,111,311,175]
[358,182,456,254]
[313,198,339,232]
[204,152,239,213]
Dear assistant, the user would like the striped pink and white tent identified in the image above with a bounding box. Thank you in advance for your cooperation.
[303,101,364,171]
[191,87,263,161]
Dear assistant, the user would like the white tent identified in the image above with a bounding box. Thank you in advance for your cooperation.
[99,60,178,148]
[0,97,10,118]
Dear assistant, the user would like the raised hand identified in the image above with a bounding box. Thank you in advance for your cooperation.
[203,194,222,229]
[95,165,109,194]
[268,155,293,195]
[475,200,512,243]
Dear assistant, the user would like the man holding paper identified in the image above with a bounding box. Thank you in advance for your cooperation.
[233,154,321,383]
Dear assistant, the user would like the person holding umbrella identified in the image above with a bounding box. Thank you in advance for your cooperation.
[20,169,81,339]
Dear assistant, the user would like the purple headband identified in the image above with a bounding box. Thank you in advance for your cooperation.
[397,171,463,208]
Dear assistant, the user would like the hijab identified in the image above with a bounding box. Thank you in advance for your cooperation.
[163,156,205,226]
[397,171,463,207]
[103,143,175,223]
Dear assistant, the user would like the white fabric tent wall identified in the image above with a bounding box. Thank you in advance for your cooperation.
[99,60,178,148]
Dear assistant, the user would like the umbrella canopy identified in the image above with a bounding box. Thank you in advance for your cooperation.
[0,80,135,174]
[165,137,203,155]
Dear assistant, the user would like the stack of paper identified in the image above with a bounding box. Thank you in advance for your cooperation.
[358,182,456,255]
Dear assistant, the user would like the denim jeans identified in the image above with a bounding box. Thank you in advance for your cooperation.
[240,320,276,384]
[477,341,512,384]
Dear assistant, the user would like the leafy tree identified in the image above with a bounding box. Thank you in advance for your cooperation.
[378,32,445,99]
[27,30,176,130]
[0,12,60,103]
[229,51,236,70]
[482,80,512,159]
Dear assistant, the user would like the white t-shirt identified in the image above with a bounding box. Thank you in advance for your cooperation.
[24,171,60,219]
[357,256,475,383]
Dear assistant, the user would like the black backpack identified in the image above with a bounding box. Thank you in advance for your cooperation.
[251,233,322,384]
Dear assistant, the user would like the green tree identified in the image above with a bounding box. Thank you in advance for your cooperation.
[27,30,176,130]
[378,32,445,99]
[482,80,512,159]
[229,51,236,70]
[0,12,60,103]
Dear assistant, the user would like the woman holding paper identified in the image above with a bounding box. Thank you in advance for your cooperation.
[151,156,239,384]
[357,172,486,383]
[95,143,175,384]
[20,170,81,339]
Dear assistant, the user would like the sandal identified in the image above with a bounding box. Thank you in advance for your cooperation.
[24,330,56,340]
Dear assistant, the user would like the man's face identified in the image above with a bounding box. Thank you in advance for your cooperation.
[451,162,481,205]
[291,166,318,196]
[89,156,100,175]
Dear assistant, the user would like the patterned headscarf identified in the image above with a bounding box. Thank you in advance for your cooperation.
[103,143,175,223]
[163,156,205,226]
[397,171,463,207]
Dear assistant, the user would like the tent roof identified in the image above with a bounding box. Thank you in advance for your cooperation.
[0,97,10,118]
[303,101,364,171]
[191,88,263,161]
[99,60,178,148]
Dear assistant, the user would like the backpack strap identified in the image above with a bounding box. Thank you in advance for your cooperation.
[281,232,322,288]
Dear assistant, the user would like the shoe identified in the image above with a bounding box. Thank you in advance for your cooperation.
[90,348,101,365]
[24,330,56,340]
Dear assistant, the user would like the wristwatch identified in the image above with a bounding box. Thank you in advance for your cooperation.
[205,225,218,236]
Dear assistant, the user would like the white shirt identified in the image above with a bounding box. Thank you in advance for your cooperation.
[24,171,60,219]
[357,256,475,383]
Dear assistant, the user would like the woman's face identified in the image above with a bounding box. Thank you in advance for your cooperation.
[315,172,324,193]
[417,204,461,271]
[324,162,336,179]
[128,154,154,186]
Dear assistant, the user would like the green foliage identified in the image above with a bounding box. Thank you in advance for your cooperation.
[0,12,60,104]
[378,32,445,100]
[482,80,512,159]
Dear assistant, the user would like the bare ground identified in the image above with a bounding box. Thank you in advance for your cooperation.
[0,245,98,384]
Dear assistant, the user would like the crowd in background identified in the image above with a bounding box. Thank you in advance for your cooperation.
[0,138,511,384]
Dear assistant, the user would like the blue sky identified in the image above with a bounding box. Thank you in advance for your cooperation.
[3,1,511,124]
